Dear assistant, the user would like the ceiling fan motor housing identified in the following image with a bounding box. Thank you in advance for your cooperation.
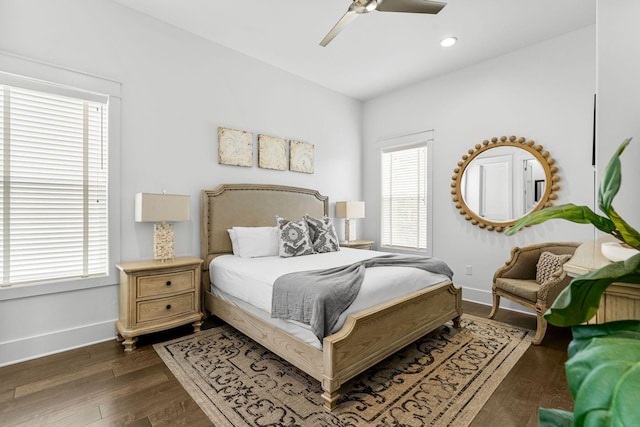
[352,0,379,14]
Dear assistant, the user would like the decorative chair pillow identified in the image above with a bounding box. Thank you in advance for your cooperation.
[536,251,572,284]
[276,216,314,257]
[305,215,340,253]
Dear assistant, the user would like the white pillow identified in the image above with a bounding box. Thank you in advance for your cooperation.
[232,226,279,258]
[227,229,240,255]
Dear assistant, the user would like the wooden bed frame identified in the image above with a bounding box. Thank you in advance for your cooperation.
[200,184,462,410]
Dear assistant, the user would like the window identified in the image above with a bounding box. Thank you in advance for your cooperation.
[380,131,433,252]
[0,81,109,287]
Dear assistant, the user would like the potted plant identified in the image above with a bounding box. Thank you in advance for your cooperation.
[505,138,640,426]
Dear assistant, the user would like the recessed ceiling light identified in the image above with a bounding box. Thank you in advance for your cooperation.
[440,37,457,47]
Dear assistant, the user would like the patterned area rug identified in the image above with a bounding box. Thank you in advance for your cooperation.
[154,315,531,426]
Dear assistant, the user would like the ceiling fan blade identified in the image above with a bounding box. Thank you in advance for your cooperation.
[320,9,359,47]
[376,0,446,14]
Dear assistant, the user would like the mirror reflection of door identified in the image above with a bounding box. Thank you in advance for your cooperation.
[461,146,546,222]
[463,155,512,220]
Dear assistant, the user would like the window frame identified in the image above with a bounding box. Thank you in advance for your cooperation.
[378,130,434,255]
[0,51,121,300]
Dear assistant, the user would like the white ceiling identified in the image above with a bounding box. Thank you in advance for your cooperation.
[111,0,595,101]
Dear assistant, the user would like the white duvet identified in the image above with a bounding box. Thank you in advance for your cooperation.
[210,247,450,348]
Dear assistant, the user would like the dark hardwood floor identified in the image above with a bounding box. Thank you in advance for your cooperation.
[0,301,573,426]
[466,302,573,427]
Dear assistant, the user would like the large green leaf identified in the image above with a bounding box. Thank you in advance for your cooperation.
[504,203,616,236]
[569,320,640,357]
[610,363,640,426]
[544,252,640,327]
[607,207,640,250]
[565,336,640,427]
[539,408,574,427]
[595,138,640,248]
[574,360,631,426]
[598,138,630,214]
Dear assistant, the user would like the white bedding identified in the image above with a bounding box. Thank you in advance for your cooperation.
[210,248,450,348]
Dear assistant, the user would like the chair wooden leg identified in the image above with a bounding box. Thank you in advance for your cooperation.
[533,312,548,345]
[488,292,500,319]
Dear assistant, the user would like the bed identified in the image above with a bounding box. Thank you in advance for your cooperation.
[200,183,462,410]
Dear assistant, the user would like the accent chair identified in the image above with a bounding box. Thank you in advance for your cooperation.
[489,241,581,345]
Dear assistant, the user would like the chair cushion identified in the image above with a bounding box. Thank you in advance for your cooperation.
[536,251,572,284]
[495,278,539,302]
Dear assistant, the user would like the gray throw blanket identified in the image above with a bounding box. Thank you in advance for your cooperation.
[271,254,454,341]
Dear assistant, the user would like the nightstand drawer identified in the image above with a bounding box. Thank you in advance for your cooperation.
[137,293,194,323]
[137,270,194,298]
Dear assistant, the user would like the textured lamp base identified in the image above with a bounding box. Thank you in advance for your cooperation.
[345,219,358,242]
[154,222,175,261]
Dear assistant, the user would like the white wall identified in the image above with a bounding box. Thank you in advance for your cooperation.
[596,0,640,224]
[0,0,363,365]
[362,26,597,310]
[3,1,634,366]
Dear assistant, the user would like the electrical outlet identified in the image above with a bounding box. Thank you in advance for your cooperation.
[465,265,473,275]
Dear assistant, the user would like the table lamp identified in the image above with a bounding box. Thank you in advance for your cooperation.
[335,201,365,242]
[135,192,190,261]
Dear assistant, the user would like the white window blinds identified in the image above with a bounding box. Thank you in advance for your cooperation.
[0,83,109,287]
[381,144,427,251]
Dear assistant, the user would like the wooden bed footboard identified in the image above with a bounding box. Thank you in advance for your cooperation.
[205,291,325,381]
[321,281,462,409]
[204,280,463,411]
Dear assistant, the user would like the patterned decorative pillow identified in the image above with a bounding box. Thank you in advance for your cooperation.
[305,215,340,253]
[276,216,314,258]
[536,251,572,284]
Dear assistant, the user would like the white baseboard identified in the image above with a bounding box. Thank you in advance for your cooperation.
[0,319,117,367]
[460,286,493,306]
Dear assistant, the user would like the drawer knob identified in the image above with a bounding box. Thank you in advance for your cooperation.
[166,304,172,310]
[166,281,172,286]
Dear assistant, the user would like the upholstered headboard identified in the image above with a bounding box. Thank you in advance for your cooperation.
[200,184,329,269]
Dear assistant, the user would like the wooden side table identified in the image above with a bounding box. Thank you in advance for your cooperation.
[340,240,375,250]
[116,256,203,352]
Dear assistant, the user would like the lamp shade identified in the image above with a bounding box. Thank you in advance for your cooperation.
[135,193,190,222]
[335,201,365,219]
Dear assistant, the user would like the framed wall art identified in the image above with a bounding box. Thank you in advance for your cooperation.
[289,140,314,174]
[258,134,287,171]
[218,127,253,167]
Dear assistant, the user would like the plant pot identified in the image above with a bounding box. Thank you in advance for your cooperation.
[601,241,640,262]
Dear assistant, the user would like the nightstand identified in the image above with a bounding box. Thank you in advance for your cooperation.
[340,240,375,250]
[116,256,203,352]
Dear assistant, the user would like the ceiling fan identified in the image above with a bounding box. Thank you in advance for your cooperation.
[320,0,447,47]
